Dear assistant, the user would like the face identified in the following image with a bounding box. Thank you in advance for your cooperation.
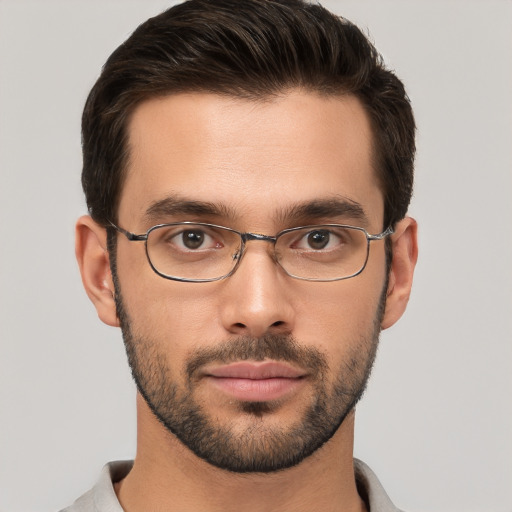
[113,91,389,472]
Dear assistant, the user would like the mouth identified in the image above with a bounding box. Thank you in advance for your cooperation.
[203,361,308,402]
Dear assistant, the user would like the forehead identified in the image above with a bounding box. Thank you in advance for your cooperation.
[119,91,383,230]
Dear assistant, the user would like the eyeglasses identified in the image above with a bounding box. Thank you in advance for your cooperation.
[110,222,393,283]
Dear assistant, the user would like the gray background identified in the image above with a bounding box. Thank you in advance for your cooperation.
[1,1,511,511]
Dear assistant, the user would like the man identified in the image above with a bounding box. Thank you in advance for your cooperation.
[68,0,418,510]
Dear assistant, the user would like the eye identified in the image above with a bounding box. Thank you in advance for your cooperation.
[181,229,206,249]
[295,229,341,251]
[173,228,219,251]
[306,230,331,250]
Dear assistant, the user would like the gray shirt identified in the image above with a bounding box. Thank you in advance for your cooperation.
[61,459,403,511]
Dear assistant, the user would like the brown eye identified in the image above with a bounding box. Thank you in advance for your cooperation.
[182,230,205,249]
[307,230,330,250]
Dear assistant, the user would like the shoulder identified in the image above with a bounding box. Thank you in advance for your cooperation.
[59,461,133,512]
[60,488,95,512]
[354,458,405,512]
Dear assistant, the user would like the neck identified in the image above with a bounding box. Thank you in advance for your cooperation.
[115,394,366,512]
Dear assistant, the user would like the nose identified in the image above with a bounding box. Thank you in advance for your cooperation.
[219,243,295,338]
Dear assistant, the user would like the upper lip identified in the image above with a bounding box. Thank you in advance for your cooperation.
[204,361,307,379]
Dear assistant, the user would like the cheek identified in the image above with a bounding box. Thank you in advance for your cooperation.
[117,249,225,358]
[292,268,386,358]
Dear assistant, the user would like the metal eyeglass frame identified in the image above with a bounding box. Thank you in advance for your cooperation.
[109,221,394,283]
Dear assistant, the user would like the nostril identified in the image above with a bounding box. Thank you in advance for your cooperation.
[271,320,285,328]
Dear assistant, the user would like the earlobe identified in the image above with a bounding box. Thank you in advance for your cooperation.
[75,215,120,327]
[381,217,418,330]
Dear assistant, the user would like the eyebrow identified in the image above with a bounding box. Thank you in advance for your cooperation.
[144,194,368,226]
[144,195,235,223]
[277,197,368,225]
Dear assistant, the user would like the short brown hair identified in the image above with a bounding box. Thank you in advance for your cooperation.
[82,0,415,229]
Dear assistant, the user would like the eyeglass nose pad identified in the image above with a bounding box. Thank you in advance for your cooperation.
[232,250,241,261]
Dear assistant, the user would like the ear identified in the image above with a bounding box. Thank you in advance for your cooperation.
[75,215,119,327]
[381,217,418,330]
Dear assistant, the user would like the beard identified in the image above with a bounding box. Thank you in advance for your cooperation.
[113,275,386,474]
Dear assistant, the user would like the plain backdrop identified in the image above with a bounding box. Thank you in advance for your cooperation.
[1,1,511,511]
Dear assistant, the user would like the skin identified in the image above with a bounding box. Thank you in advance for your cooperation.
[76,90,418,512]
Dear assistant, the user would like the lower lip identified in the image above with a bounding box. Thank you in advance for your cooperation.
[207,376,304,402]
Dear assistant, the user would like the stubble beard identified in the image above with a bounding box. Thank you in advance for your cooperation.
[112,272,386,474]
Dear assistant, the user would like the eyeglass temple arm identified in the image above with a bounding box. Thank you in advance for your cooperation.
[367,226,394,241]
[108,222,147,241]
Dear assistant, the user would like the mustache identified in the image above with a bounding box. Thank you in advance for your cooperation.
[185,333,328,380]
